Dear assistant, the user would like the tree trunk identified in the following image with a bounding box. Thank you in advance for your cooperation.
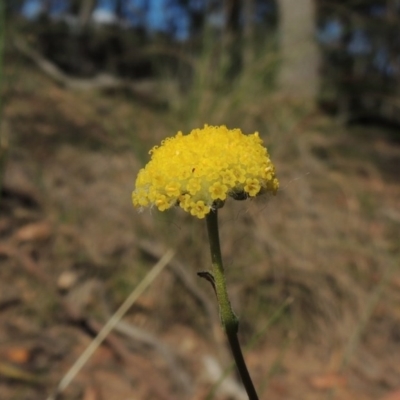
[78,0,97,28]
[242,0,255,67]
[278,0,320,101]
[221,0,241,80]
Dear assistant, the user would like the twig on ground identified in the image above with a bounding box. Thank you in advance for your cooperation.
[46,249,174,400]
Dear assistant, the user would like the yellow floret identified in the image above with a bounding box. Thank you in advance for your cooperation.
[132,125,279,219]
[187,178,201,195]
[244,178,261,197]
[165,182,181,197]
[190,200,210,219]
[155,195,170,211]
[209,182,228,201]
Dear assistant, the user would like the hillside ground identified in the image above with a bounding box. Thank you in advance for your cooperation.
[1,58,400,400]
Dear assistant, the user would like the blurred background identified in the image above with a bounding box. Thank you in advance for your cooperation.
[0,1,400,399]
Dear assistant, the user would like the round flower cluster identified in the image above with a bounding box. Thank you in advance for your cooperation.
[132,125,279,219]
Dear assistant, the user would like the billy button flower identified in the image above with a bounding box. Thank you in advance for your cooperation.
[132,125,279,400]
[132,125,279,218]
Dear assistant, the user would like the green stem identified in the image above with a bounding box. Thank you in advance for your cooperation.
[205,210,259,400]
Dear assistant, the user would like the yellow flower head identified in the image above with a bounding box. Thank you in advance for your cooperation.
[132,125,279,219]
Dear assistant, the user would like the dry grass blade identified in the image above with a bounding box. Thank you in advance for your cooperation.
[46,249,175,400]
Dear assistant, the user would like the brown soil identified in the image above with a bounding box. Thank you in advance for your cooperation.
[1,63,400,400]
